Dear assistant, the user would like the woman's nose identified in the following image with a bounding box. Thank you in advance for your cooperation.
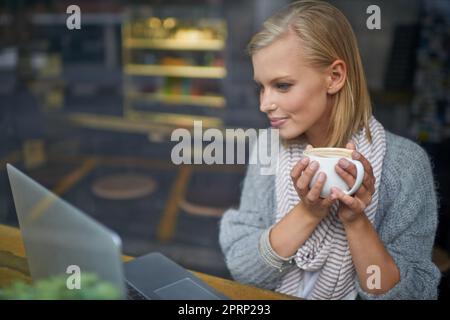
[259,93,277,113]
[260,100,277,113]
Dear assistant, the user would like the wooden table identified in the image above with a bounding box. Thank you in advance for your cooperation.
[0,224,297,300]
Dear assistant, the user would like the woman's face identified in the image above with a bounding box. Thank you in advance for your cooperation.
[252,32,333,146]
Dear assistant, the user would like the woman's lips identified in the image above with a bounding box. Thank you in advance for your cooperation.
[269,117,288,128]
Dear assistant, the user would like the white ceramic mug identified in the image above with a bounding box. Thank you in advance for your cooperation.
[302,147,364,198]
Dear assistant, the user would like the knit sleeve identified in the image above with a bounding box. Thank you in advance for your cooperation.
[219,160,296,291]
[356,140,441,300]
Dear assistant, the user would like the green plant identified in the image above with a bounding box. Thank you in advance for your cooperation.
[0,273,122,300]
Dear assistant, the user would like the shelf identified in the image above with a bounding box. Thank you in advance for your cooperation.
[124,38,225,51]
[121,15,228,133]
[126,110,223,128]
[127,91,225,108]
[124,64,226,79]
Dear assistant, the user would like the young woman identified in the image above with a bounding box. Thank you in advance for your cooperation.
[219,0,441,299]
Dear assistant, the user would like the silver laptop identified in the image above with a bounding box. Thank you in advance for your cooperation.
[6,164,227,300]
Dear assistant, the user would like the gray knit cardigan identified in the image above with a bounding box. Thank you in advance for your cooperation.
[219,131,441,299]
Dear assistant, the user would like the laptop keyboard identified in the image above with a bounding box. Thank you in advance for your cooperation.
[126,282,148,300]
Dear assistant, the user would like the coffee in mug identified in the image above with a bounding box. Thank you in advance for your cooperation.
[302,147,364,198]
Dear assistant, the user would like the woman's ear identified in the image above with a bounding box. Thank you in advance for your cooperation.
[326,59,347,95]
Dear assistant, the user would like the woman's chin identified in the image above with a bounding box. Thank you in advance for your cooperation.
[277,127,303,141]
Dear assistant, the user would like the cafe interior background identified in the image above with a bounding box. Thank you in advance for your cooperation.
[0,0,449,299]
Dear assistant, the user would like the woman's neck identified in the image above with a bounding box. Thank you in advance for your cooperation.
[305,133,327,148]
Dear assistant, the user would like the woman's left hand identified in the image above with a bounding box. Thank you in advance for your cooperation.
[330,141,376,224]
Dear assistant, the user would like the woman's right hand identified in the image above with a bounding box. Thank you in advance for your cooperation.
[290,145,337,221]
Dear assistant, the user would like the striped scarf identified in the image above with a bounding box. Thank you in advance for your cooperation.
[274,116,386,299]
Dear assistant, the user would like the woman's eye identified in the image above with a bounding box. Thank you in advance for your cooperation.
[276,83,291,91]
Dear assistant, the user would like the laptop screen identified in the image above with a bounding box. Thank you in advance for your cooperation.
[7,164,126,298]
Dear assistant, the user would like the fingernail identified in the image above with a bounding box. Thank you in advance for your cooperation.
[353,151,360,159]
[301,157,309,165]
[317,172,325,182]
[310,161,319,170]
[338,158,349,168]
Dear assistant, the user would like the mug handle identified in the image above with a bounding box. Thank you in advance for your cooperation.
[344,160,364,196]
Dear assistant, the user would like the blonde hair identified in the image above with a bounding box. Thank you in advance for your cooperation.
[247,0,372,147]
